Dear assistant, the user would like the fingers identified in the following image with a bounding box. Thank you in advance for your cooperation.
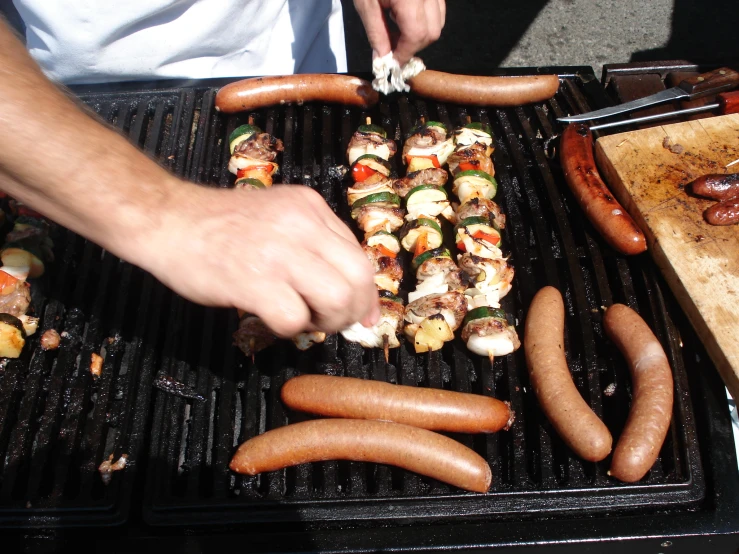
[290,187,381,328]
[245,280,312,338]
[285,248,368,332]
[353,0,392,58]
[390,0,444,65]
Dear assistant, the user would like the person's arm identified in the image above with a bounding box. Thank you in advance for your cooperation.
[0,18,379,336]
[353,0,446,65]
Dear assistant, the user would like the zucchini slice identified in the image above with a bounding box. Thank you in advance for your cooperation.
[412,247,451,270]
[366,231,401,254]
[228,124,262,154]
[463,306,506,328]
[352,154,393,176]
[235,177,267,190]
[454,216,502,245]
[453,170,498,204]
[351,192,401,211]
[358,124,387,137]
[400,218,443,251]
[405,184,448,206]
[378,289,404,305]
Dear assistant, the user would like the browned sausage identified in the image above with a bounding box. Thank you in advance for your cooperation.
[689,173,739,200]
[407,71,560,106]
[229,419,491,493]
[281,375,513,433]
[704,195,739,225]
[560,124,647,255]
[604,304,673,483]
[215,74,379,113]
[524,286,612,462]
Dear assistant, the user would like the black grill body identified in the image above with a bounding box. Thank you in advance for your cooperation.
[1,66,738,553]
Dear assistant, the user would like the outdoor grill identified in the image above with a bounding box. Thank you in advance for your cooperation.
[2,64,738,552]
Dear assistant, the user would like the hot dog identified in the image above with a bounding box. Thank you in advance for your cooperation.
[704,195,739,225]
[407,71,560,106]
[560,124,647,255]
[524,286,612,462]
[229,419,492,493]
[604,304,673,483]
[689,173,739,200]
[215,74,379,113]
[281,374,513,433]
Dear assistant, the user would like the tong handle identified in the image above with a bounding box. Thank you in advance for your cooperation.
[678,67,739,98]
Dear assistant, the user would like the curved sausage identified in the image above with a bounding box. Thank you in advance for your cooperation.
[524,286,612,462]
[229,419,492,493]
[560,123,647,255]
[689,173,739,200]
[704,195,739,225]
[215,74,379,113]
[604,304,673,483]
[407,71,560,106]
[281,374,513,433]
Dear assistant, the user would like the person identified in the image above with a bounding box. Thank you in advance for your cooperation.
[0,0,445,337]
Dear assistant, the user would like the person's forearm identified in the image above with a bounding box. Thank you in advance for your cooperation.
[0,17,182,267]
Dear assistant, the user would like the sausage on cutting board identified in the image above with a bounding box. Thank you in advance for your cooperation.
[604,304,674,483]
[524,286,612,462]
[281,374,513,433]
[407,71,560,106]
[229,419,492,493]
[689,173,739,201]
[704,196,739,226]
[215,74,379,113]
[560,123,647,255]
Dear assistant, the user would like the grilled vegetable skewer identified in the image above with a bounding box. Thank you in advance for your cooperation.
[228,123,326,357]
[447,122,520,362]
[397,121,468,353]
[341,119,404,362]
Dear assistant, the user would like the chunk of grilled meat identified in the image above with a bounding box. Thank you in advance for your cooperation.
[234,132,284,162]
[0,280,31,317]
[233,315,276,357]
[364,245,403,294]
[448,143,494,176]
[404,291,467,338]
[347,132,397,165]
[456,198,506,229]
[392,168,448,198]
[354,206,405,235]
[401,126,453,162]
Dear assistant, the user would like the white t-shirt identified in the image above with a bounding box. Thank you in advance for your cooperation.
[12,0,348,84]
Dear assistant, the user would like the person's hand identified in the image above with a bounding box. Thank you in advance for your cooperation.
[145,183,380,337]
[353,0,446,65]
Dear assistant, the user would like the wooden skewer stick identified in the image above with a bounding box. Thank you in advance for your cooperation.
[248,115,255,125]
[382,334,390,364]
[488,352,495,367]
[366,116,372,125]
[465,115,472,124]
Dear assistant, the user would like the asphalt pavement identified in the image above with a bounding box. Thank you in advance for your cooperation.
[343,0,738,80]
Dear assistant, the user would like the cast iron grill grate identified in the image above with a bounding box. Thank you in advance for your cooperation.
[0,70,706,530]
[140,72,704,525]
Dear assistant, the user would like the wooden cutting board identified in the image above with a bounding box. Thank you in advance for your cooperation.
[595,114,739,401]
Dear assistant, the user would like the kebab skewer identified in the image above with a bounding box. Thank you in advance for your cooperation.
[0,197,48,357]
[396,121,469,353]
[340,119,405,362]
[228,122,326,358]
[447,122,520,364]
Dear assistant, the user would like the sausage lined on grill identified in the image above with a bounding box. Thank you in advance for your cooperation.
[281,374,513,433]
[229,419,492,493]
